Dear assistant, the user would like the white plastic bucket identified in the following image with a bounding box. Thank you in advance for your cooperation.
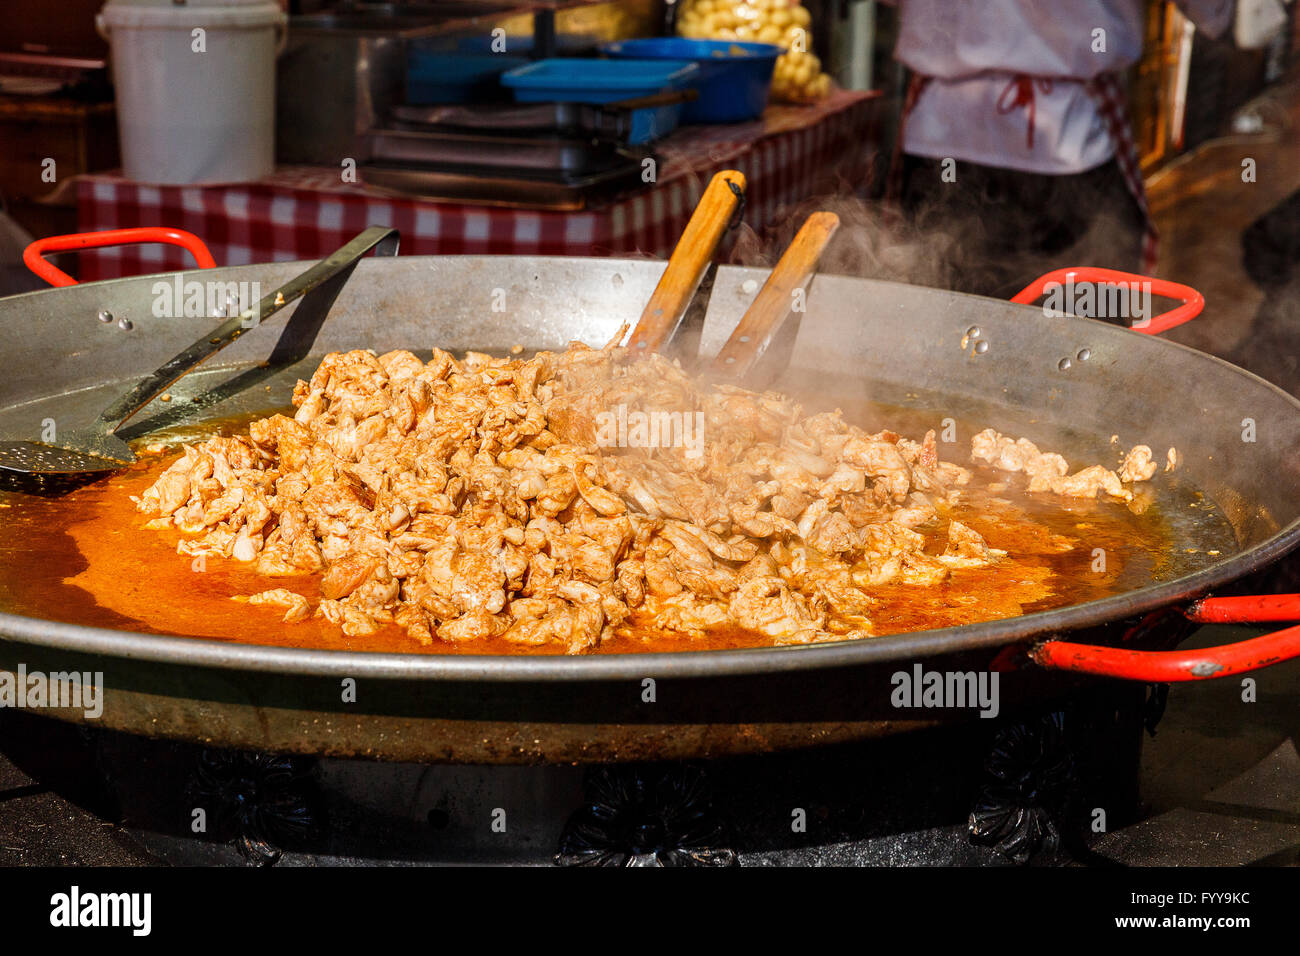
[97,0,287,184]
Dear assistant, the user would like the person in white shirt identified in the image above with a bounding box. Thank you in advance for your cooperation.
[889,0,1234,308]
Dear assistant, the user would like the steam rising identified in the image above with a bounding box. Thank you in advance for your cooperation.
[726,186,1144,302]
[727,193,957,290]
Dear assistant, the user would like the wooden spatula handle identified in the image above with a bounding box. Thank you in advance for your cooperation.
[709,211,840,379]
[628,169,746,353]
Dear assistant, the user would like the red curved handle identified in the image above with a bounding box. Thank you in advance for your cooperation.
[1185,594,1300,623]
[1031,624,1300,681]
[1010,267,1204,335]
[23,227,217,287]
[1032,594,1300,681]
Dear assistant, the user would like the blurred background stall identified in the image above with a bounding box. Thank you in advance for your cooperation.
[0,2,1293,292]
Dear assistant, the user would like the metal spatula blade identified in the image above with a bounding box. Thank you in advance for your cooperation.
[0,226,399,479]
[0,436,134,476]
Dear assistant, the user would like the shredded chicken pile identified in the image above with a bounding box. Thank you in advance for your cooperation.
[135,341,1162,653]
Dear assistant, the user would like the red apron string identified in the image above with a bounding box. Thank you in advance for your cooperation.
[995,74,1053,150]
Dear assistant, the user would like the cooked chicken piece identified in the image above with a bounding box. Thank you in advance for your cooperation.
[137,457,195,517]
[320,553,381,600]
[378,349,427,384]
[449,551,508,614]
[573,460,626,516]
[737,553,780,583]
[315,599,379,636]
[610,468,692,521]
[1049,465,1131,501]
[890,493,938,529]
[534,471,577,517]
[656,521,716,568]
[858,521,926,562]
[511,468,547,501]
[237,589,312,623]
[570,538,617,583]
[919,429,939,469]
[346,568,401,610]
[853,553,904,587]
[819,462,867,499]
[394,604,433,644]
[936,462,972,486]
[937,520,1006,568]
[294,387,326,424]
[776,446,837,479]
[769,488,811,521]
[898,552,951,586]
[839,436,912,500]
[663,519,757,564]
[615,558,646,607]
[251,544,299,576]
[1119,445,1158,483]
[971,428,1069,486]
[438,608,508,643]
[652,593,731,635]
[728,576,826,641]
[729,501,799,539]
[674,561,740,600]
[802,508,860,556]
[536,603,605,653]
[644,555,685,597]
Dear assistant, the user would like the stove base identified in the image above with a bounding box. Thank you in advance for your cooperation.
[0,681,1149,866]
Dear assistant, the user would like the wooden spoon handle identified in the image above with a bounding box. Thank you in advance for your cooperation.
[709,211,840,379]
[627,169,747,353]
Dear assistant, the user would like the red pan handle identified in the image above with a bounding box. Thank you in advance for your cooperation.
[23,227,217,287]
[1009,269,1274,680]
[1010,267,1204,335]
[1184,593,1300,623]
[1033,594,1300,681]
[1032,625,1300,681]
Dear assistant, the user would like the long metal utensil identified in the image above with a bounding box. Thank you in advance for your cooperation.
[0,226,399,477]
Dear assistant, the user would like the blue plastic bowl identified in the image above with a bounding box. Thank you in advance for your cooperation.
[601,38,781,123]
[501,58,699,144]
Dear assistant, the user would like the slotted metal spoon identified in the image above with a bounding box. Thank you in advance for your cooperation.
[0,226,399,478]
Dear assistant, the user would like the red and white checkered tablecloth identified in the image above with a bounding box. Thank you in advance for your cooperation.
[73,89,881,281]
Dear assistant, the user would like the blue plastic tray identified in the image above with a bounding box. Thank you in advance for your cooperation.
[407,40,532,104]
[601,38,781,124]
[501,58,699,144]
